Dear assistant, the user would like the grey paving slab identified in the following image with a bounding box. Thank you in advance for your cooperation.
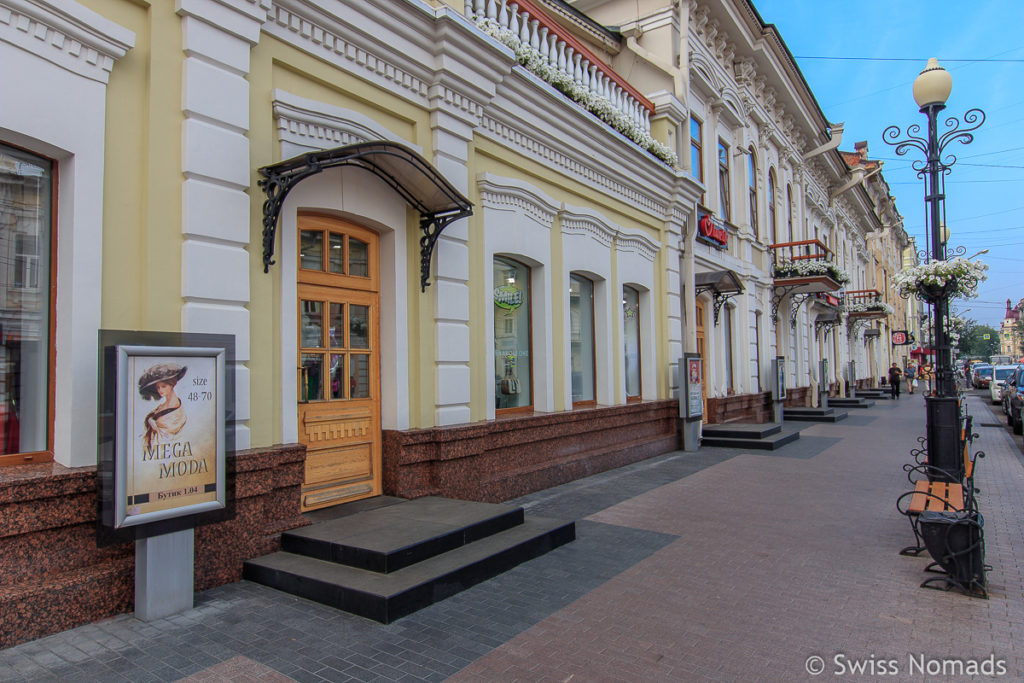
[3,390,1024,681]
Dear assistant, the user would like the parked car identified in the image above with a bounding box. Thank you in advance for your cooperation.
[999,373,1018,417]
[989,365,1018,403]
[971,364,993,389]
[1006,366,1024,435]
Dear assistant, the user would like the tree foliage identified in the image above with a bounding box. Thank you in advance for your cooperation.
[958,323,1000,358]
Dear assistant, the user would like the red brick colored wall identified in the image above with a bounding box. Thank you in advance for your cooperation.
[704,392,772,424]
[383,400,680,503]
[783,387,811,408]
[0,445,307,648]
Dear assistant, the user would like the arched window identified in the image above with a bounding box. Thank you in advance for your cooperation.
[748,148,758,239]
[786,184,795,242]
[718,140,731,221]
[494,256,532,412]
[569,273,596,406]
[768,169,778,244]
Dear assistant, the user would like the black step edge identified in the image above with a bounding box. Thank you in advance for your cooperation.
[281,506,526,574]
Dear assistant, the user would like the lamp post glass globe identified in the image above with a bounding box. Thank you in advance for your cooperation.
[914,57,952,109]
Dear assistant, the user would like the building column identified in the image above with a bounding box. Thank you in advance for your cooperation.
[176,0,270,450]
[428,90,477,426]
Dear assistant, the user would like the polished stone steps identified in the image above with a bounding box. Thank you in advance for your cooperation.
[784,407,849,423]
[828,397,876,408]
[700,422,800,450]
[243,496,575,623]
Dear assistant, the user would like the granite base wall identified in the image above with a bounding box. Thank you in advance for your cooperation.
[383,400,680,503]
[704,392,772,424]
[0,444,307,648]
[783,387,811,408]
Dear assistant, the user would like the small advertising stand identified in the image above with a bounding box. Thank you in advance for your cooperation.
[819,358,830,409]
[772,356,786,423]
[98,331,235,621]
[680,353,703,451]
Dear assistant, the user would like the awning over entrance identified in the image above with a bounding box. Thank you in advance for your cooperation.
[258,141,473,291]
[693,269,744,325]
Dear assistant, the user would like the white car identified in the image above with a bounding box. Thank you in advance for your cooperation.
[989,365,1018,403]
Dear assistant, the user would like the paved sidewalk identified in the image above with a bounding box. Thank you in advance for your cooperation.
[2,393,1023,681]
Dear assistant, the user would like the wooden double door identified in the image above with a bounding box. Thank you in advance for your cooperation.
[296,215,381,511]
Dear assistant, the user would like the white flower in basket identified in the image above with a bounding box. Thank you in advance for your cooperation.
[772,259,851,285]
[846,300,894,315]
[893,257,988,301]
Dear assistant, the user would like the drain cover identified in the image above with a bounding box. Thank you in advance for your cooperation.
[979,422,1005,428]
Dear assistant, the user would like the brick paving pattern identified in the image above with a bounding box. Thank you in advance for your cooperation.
[1,392,1023,681]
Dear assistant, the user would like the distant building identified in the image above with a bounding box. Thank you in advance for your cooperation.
[1001,298,1023,358]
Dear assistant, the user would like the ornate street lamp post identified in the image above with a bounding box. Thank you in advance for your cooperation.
[883,58,984,478]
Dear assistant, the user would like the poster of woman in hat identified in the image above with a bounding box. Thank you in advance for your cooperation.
[123,351,221,520]
[139,363,188,448]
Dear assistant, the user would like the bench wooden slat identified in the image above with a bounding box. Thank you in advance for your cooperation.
[907,480,964,514]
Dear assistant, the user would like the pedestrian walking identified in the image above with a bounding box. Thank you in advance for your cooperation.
[888,362,903,399]
[906,360,917,394]
[919,362,934,395]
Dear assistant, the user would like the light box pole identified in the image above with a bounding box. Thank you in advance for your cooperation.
[883,58,984,479]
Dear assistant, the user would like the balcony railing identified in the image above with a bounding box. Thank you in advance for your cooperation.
[769,239,833,265]
[844,289,882,306]
[466,0,653,135]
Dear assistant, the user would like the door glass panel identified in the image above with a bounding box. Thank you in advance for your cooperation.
[349,238,369,277]
[301,301,324,348]
[350,305,370,348]
[301,353,324,401]
[493,256,531,410]
[569,274,595,403]
[328,233,344,273]
[330,354,345,399]
[329,303,344,349]
[350,354,370,398]
[299,230,323,271]
[623,286,641,397]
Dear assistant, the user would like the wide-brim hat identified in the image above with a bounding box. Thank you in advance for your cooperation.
[138,362,188,400]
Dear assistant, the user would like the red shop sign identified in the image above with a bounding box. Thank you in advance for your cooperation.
[697,213,728,248]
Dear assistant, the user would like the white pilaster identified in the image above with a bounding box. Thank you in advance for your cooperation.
[176,0,269,450]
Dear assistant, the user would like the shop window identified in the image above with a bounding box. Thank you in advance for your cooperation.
[0,143,54,463]
[569,274,595,406]
[623,286,642,401]
[494,256,532,412]
[718,140,731,222]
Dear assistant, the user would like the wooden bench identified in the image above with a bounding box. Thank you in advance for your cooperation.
[896,413,987,596]
[896,416,981,557]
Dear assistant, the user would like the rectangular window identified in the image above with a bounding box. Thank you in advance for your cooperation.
[569,274,595,405]
[0,143,54,463]
[690,116,704,201]
[623,286,641,400]
[718,140,731,222]
[494,256,532,412]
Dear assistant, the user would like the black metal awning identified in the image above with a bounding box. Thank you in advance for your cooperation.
[694,269,745,325]
[257,141,473,291]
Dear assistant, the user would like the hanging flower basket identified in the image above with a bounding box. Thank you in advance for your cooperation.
[893,258,988,302]
[845,300,894,317]
[773,259,851,285]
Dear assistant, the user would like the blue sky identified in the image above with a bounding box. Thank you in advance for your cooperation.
[757,1,1024,329]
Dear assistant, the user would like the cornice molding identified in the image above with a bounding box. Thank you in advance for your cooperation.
[477,173,559,228]
[560,205,617,249]
[272,88,419,153]
[0,0,134,83]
